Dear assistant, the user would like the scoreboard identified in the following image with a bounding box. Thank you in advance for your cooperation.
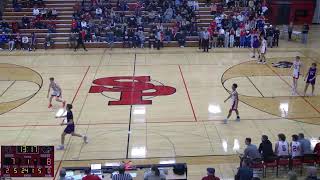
[1,146,54,177]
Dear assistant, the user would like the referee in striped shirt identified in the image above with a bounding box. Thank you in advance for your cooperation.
[112,165,132,180]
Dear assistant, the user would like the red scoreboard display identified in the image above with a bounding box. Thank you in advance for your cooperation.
[1,146,54,177]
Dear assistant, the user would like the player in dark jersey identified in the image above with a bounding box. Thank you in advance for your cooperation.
[56,104,88,150]
[304,63,317,96]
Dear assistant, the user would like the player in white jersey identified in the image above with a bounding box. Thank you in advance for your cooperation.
[258,36,267,64]
[290,56,303,95]
[274,133,289,157]
[224,83,240,124]
[290,134,302,158]
[47,77,66,108]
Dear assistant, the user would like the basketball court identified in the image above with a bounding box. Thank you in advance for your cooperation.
[0,26,320,179]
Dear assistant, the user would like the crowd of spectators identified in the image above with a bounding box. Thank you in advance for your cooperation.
[69,0,199,49]
[199,0,282,52]
[0,0,59,51]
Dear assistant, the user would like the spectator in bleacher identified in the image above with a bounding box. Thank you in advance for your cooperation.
[15,33,22,50]
[40,8,48,19]
[29,32,37,51]
[123,31,130,48]
[287,22,293,41]
[82,168,101,180]
[273,27,280,47]
[218,28,225,47]
[258,135,274,161]
[176,30,186,48]
[0,32,7,50]
[74,31,87,51]
[1,21,11,33]
[95,6,103,19]
[69,32,77,49]
[313,137,320,156]
[137,30,145,48]
[155,30,163,50]
[202,28,210,52]
[12,0,22,12]
[8,33,15,51]
[48,21,56,33]
[144,165,166,180]
[290,134,302,158]
[266,25,274,48]
[229,28,235,48]
[51,8,58,19]
[198,27,204,50]
[298,133,311,155]
[210,3,217,15]
[148,32,156,48]
[235,159,253,180]
[81,20,88,30]
[44,33,54,50]
[71,19,78,33]
[112,165,132,180]
[106,29,115,49]
[201,168,220,180]
[301,23,309,44]
[32,0,44,7]
[164,27,173,43]
[164,7,174,22]
[33,7,40,16]
[22,15,31,29]
[12,21,19,33]
[224,29,230,48]
[21,35,29,50]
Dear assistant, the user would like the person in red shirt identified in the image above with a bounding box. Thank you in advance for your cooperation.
[313,137,320,156]
[202,168,220,180]
[82,168,101,180]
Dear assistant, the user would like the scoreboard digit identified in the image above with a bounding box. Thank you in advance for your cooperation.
[1,146,54,177]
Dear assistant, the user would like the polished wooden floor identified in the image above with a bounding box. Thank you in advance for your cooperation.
[0,26,320,180]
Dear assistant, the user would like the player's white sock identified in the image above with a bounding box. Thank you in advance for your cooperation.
[56,145,64,150]
[224,118,228,124]
[83,135,88,144]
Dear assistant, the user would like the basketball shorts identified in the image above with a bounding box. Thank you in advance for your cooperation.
[306,78,316,85]
[51,91,61,97]
[64,124,75,134]
[230,101,238,111]
[293,71,299,79]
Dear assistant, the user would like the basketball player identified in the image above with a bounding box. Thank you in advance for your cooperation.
[304,63,317,96]
[47,77,66,108]
[274,133,289,157]
[290,134,301,158]
[258,36,267,64]
[224,83,240,124]
[56,104,88,150]
[291,56,303,95]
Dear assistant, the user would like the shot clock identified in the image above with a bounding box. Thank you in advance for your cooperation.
[1,146,54,177]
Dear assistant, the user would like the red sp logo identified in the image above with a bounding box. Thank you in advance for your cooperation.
[89,76,176,105]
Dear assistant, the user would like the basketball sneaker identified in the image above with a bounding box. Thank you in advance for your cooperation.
[223,119,228,124]
[236,117,240,121]
[83,135,88,144]
[48,104,52,108]
[56,145,64,150]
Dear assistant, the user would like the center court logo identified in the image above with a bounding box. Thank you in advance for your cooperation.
[89,76,176,105]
